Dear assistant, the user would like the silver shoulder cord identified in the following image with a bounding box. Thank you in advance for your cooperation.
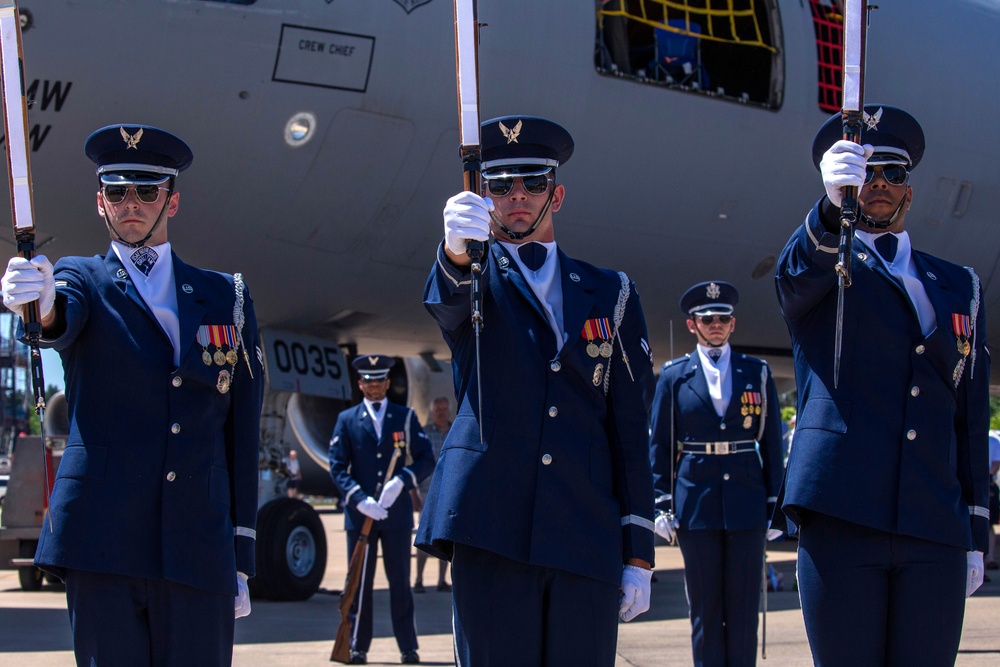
[234,272,252,378]
[603,271,633,396]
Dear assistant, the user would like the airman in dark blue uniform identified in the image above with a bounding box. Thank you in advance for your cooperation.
[418,116,657,666]
[1,125,264,666]
[774,106,990,665]
[650,281,783,666]
[328,355,435,665]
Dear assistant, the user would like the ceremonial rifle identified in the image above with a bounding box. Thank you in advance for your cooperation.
[330,441,405,663]
[0,1,51,529]
[454,0,486,445]
[833,0,872,388]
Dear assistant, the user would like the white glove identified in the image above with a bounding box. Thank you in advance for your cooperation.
[2,255,55,319]
[357,496,388,521]
[654,514,675,542]
[619,564,653,622]
[378,476,404,509]
[766,529,784,541]
[443,191,493,255]
[967,550,984,597]
[820,140,874,206]
[235,571,251,618]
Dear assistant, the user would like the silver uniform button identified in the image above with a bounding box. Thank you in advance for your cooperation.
[166,471,176,482]
[376,453,382,459]
[377,471,383,477]
[548,407,558,417]
[550,361,561,372]
[906,430,917,440]
[542,454,553,465]
[172,376,183,388]
[170,423,181,434]
[720,423,727,430]
[723,473,731,481]
[915,345,925,355]
[910,386,920,397]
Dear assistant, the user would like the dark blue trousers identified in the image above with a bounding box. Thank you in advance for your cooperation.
[676,528,766,667]
[345,527,417,653]
[451,543,620,667]
[797,513,967,666]
[64,569,234,667]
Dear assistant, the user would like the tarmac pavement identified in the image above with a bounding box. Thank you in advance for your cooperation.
[1,507,999,666]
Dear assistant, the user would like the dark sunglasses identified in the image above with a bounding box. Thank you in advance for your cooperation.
[698,315,732,325]
[483,174,552,197]
[360,377,388,384]
[102,184,169,204]
[865,164,908,186]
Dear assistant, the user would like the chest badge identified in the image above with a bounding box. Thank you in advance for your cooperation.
[592,362,604,386]
[217,369,231,394]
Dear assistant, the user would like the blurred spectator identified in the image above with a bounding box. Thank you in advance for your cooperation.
[414,397,451,593]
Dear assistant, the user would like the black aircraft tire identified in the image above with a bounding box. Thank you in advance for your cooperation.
[252,498,327,601]
[18,540,42,592]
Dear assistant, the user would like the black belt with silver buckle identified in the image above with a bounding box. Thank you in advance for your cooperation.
[681,440,757,455]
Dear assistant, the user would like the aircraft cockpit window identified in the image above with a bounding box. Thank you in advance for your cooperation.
[596,0,783,110]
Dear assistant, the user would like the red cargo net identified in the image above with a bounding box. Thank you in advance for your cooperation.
[811,0,843,113]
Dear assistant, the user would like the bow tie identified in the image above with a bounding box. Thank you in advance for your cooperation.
[708,349,721,362]
[874,233,898,263]
[517,242,548,272]
[130,246,159,276]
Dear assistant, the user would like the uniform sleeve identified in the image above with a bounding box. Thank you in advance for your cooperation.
[759,363,785,518]
[423,241,492,334]
[21,258,90,349]
[329,415,364,508]
[230,283,264,577]
[399,411,436,488]
[957,281,990,552]
[775,199,843,323]
[649,365,676,516]
[607,282,656,566]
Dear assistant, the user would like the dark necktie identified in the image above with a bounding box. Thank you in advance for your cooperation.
[372,402,381,414]
[875,234,898,263]
[517,242,547,272]
[708,349,721,362]
[130,246,158,277]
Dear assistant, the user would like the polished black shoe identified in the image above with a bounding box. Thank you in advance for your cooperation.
[349,650,367,665]
[400,649,420,664]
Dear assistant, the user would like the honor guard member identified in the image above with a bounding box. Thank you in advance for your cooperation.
[773,106,990,665]
[0,125,264,666]
[418,116,657,666]
[328,355,435,665]
[649,281,783,666]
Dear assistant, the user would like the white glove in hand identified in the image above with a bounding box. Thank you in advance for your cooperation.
[234,572,251,618]
[357,496,388,521]
[820,140,874,206]
[443,191,493,255]
[619,565,653,622]
[2,255,55,319]
[766,529,784,541]
[967,550,984,597]
[378,476,404,509]
[654,514,675,543]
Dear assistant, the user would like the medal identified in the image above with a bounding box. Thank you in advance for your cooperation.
[586,343,600,358]
[217,369,231,394]
[202,350,212,366]
[198,326,212,365]
[952,313,972,357]
[214,350,226,366]
[226,349,239,366]
[959,340,971,356]
[593,362,604,386]
[582,320,600,357]
[741,406,748,416]
[743,415,752,429]
[599,342,613,358]
[596,318,614,358]
[755,406,761,416]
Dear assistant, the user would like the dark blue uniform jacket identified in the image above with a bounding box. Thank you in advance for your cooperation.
[33,250,263,596]
[417,242,656,587]
[774,201,990,552]
[329,401,434,531]
[650,353,784,530]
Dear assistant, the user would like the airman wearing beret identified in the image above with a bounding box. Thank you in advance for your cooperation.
[650,281,783,666]
[1,124,264,666]
[774,105,990,664]
[420,116,656,665]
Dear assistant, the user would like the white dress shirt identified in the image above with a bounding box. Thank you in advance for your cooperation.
[500,240,565,352]
[112,241,181,365]
[696,342,732,417]
[857,229,937,336]
[364,397,387,439]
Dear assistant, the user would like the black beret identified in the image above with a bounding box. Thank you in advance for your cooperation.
[85,124,193,178]
[680,281,739,316]
[812,105,925,169]
[480,116,574,173]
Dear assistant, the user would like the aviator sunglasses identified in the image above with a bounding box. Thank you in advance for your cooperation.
[101,176,171,204]
[864,164,908,186]
[483,174,553,197]
[698,315,732,325]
